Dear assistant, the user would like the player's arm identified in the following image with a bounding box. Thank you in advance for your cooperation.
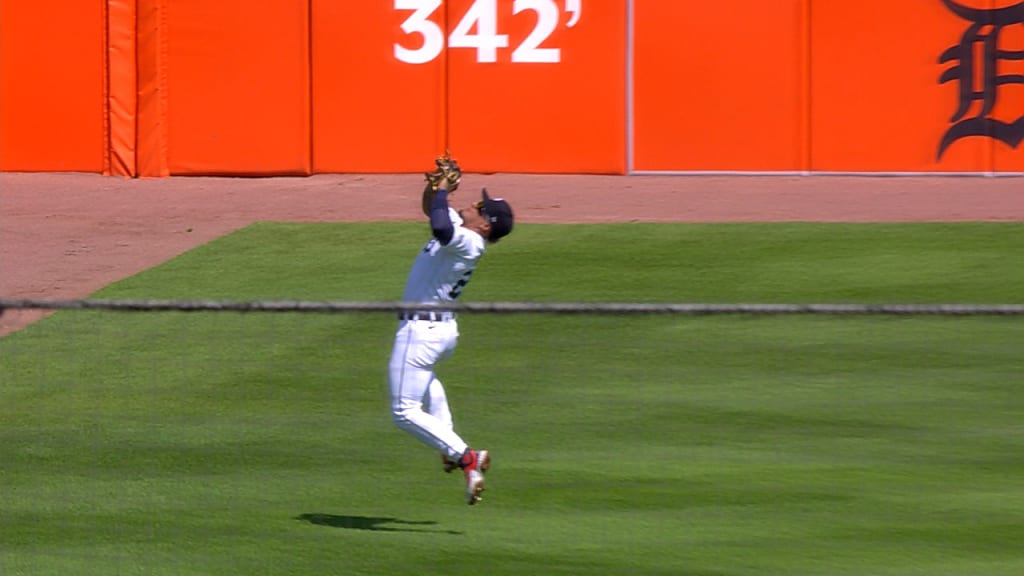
[421,182,435,217]
[429,180,455,245]
[422,180,457,216]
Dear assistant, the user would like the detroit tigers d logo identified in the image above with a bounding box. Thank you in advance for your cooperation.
[937,0,1024,160]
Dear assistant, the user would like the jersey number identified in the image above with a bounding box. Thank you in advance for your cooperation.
[448,270,474,299]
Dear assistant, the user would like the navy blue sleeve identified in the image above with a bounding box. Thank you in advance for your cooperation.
[430,190,455,245]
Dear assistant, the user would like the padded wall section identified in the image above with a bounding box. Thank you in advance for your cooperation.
[0,0,105,172]
[311,0,445,173]
[162,0,310,175]
[811,0,997,172]
[106,0,138,176]
[445,0,628,173]
[633,1,806,171]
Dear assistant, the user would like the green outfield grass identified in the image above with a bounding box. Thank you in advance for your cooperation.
[2,222,1023,575]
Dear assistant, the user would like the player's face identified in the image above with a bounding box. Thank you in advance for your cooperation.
[459,201,488,227]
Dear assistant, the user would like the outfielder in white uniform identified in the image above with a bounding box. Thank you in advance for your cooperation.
[388,176,514,505]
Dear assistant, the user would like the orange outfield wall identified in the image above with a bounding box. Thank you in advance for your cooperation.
[157,0,311,175]
[808,0,1023,172]
[632,0,1024,173]
[311,1,446,173]
[810,0,996,172]
[0,0,105,172]
[0,0,1020,175]
[989,6,1024,173]
[444,0,627,174]
[312,0,626,174]
[632,0,807,172]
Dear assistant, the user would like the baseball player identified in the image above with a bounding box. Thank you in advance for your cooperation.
[388,154,514,505]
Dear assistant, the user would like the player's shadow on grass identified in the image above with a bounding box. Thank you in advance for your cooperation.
[295,513,463,535]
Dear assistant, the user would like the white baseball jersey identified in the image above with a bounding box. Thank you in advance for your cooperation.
[401,208,486,304]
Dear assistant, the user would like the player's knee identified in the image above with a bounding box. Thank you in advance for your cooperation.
[391,405,415,429]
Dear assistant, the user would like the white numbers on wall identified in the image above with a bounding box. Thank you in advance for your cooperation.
[565,0,581,28]
[393,0,445,64]
[511,0,559,63]
[448,0,509,63]
[393,0,582,64]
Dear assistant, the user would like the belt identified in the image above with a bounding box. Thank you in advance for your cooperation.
[398,311,455,322]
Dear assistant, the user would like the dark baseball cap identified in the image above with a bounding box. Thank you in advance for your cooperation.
[480,188,514,242]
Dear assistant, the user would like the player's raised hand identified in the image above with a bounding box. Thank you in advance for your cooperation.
[424,150,462,193]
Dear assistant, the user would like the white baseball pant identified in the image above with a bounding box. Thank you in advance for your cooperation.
[388,318,468,461]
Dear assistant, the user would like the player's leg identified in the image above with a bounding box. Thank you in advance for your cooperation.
[416,333,490,503]
[424,374,453,430]
[388,323,467,462]
[424,375,461,471]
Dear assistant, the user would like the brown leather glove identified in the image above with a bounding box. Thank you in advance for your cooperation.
[424,151,462,192]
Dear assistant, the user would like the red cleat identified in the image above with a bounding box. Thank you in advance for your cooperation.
[461,449,490,505]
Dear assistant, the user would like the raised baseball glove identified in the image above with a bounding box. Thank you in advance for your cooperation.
[424,150,462,192]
